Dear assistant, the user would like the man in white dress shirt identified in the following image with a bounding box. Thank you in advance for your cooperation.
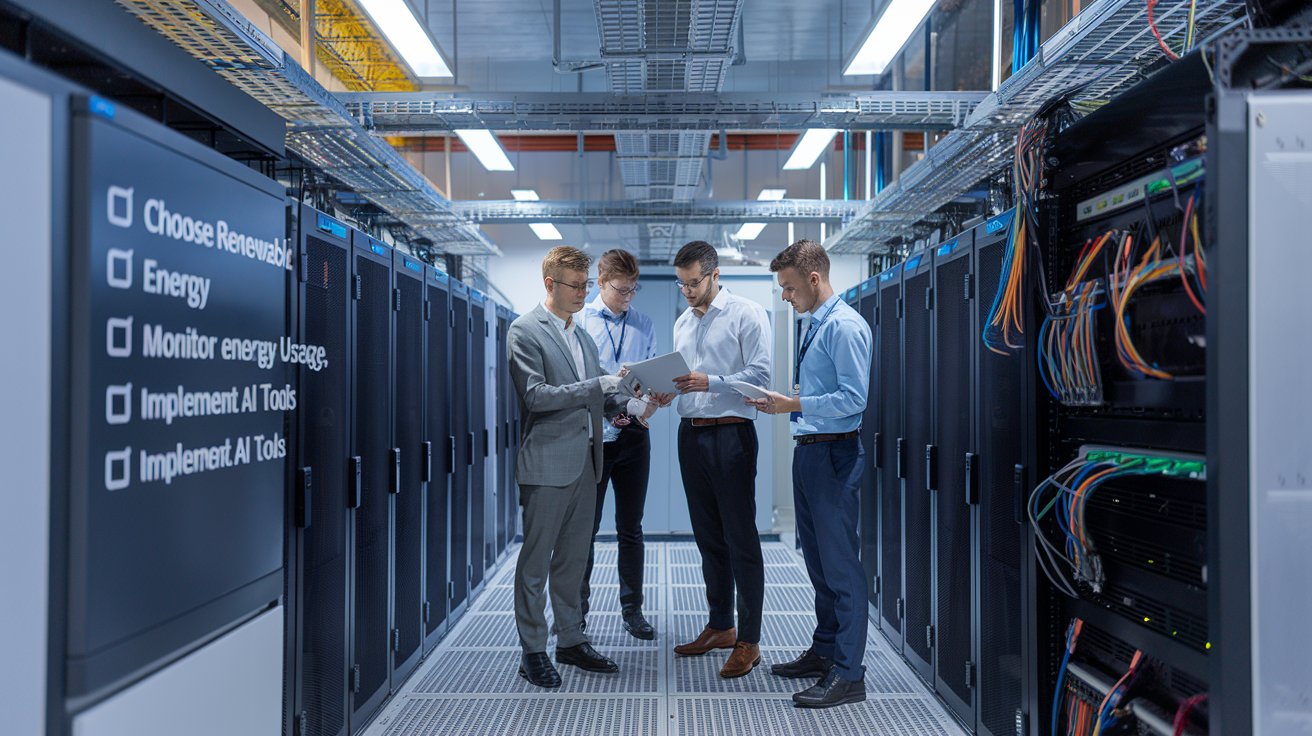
[577,249,673,640]
[669,240,772,679]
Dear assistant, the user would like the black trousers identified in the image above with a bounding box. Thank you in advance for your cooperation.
[677,419,764,643]
[581,426,651,618]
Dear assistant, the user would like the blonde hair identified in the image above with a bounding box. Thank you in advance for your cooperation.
[542,246,592,280]
[597,249,640,281]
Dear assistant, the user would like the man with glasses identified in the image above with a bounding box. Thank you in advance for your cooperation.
[578,249,672,640]
[507,246,630,688]
[670,240,772,678]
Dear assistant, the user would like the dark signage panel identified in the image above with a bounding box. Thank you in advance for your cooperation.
[69,105,293,694]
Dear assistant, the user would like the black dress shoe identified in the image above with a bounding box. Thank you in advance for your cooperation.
[792,666,866,708]
[555,643,619,673]
[519,652,562,688]
[771,648,834,679]
[623,610,656,641]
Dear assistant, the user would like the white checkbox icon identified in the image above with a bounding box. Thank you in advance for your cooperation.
[107,248,133,289]
[105,447,132,491]
[107,186,133,228]
[106,316,133,358]
[105,383,132,425]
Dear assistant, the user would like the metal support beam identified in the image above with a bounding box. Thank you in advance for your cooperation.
[451,199,864,224]
[339,91,988,132]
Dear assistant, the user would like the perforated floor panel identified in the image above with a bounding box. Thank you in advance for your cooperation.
[361,542,968,736]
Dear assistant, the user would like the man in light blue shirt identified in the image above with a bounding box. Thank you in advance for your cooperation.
[748,239,872,708]
[576,249,671,640]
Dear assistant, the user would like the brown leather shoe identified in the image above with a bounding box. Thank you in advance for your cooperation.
[673,626,737,656]
[720,642,761,679]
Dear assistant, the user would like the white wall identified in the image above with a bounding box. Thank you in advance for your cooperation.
[0,72,52,736]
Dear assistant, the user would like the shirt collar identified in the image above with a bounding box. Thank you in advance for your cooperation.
[587,294,625,321]
[810,292,842,318]
[542,302,574,332]
[706,285,730,314]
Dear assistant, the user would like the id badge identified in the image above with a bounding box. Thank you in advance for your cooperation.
[789,385,802,422]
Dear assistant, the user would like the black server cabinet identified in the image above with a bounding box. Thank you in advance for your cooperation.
[391,251,426,683]
[856,277,879,612]
[972,211,1028,736]
[448,280,472,617]
[423,268,453,652]
[349,234,394,728]
[901,248,935,684]
[294,206,352,736]
[931,234,977,724]
[470,291,489,590]
[875,263,904,644]
[495,306,512,557]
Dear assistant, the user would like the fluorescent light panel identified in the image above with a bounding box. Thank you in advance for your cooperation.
[736,188,787,240]
[455,129,514,171]
[510,189,559,239]
[783,130,839,170]
[529,223,562,240]
[355,0,452,77]
[844,0,938,75]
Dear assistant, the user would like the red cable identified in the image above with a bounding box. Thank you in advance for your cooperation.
[1147,0,1181,61]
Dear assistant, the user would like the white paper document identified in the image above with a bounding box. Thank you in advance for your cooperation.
[725,381,770,400]
[620,351,691,395]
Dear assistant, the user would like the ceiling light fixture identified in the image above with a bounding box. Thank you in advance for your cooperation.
[355,0,453,77]
[510,189,560,240]
[843,0,939,76]
[455,129,514,171]
[783,130,840,170]
[734,189,788,241]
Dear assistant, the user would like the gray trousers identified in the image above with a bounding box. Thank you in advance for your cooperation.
[514,458,598,653]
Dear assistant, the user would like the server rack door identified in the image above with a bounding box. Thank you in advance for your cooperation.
[470,296,489,589]
[901,251,935,684]
[932,237,977,723]
[876,267,904,645]
[391,253,426,683]
[495,312,511,556]
[295,207,351,736]
[423,271,452,652]
[973,214,1027,736]
[449,284,472,615]
[349,238,394,728]
[857,280,880,612]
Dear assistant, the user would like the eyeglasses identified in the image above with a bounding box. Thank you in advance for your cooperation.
[550,277,595,292]
[675,274,712,292]
[605,282,642,296]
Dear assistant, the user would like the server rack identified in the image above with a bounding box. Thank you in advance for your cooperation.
[856,276,880,613]
[348,234,394,729]
[971,211,1029,736]
[390,250,426,684]
[470,290,489,590]
[423,268,453,653]
[1028,55,1213,735]
[448,280,472,618]
[931,233,977,725]
[293,205,352,736]
[901,248,936,684]
[874,262,904,644]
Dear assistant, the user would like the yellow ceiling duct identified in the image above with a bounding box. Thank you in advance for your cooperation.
[256,0,418,91]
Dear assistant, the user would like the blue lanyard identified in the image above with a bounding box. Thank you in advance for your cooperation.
[604,311,628,363]
[794,299,840,390]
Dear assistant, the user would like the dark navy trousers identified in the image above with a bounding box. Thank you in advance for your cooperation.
[793,435,868,680]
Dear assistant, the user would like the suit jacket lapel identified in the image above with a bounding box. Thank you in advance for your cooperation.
[534,304,581,381]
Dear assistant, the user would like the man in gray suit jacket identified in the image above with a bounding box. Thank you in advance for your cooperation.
[507,246,629,688]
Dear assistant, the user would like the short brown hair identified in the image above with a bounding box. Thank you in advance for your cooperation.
[542,246,592,280]
[673,240,717,274]
[597,249,639,281]
[769,239,830,280]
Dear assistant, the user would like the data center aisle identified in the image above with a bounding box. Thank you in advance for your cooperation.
[363,541,967,736]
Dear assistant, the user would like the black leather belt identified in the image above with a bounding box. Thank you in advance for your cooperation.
[795,430,859,446]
